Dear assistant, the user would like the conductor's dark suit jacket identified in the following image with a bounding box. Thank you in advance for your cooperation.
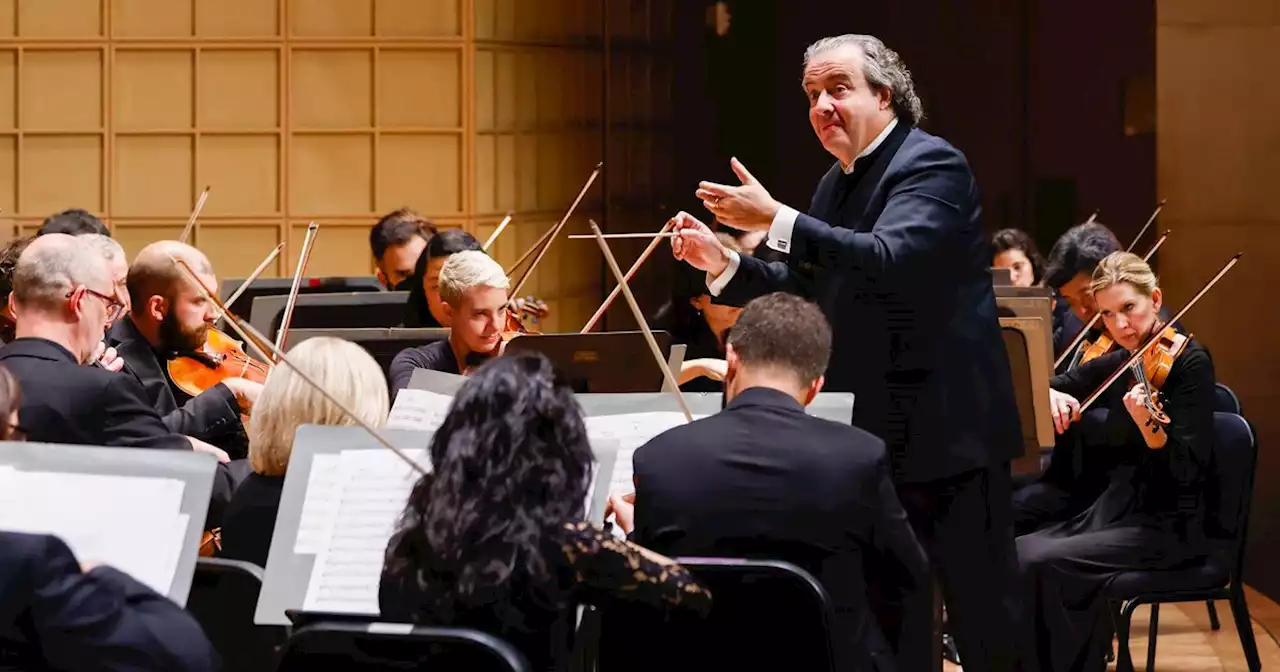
[715,121,1023,484]
[631,387,932,672]
[0,337,234,526]
[0,531,219,672]
[107,317,249,459]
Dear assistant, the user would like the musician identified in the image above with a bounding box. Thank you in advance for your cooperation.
[370,207,434,291]
[381,352,709,672]
[401,228,482,328]
[389,250,509,396]
[36,208,109,237]
[0,235,234,523]
[221,337,388,568]
[1018,251,1215,671]
[991,228,1045,288]
[1043,222,1121,368]
[670,33,1023,668]
[0,237,33,344]
[106,241,259,459]
[652,232,743,391]
[613,292,930,672]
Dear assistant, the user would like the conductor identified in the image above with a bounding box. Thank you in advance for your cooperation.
[670,34,1024,670]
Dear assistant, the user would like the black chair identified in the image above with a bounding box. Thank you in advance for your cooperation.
[274,621,530,672]
[596,557,839,672]
[1214,382,1242,414]
[1105,412,1261,672]
[185,558,286,672]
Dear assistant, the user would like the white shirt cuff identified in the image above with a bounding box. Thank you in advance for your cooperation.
[766,205,800,253]
[706,250,741,297]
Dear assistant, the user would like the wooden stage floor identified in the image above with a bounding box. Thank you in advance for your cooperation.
[941,587,1280,670]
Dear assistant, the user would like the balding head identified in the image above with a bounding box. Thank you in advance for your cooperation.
[13,234,112,312]
[127,241,218,352]
[127,241,213,312]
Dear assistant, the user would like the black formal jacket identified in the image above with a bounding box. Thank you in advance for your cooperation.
[107,317,249,459]
[0,337,234,527]
[716,122,1023,483]
[631,387,932,672]
[0,531,219,672]
[219,472,285,569]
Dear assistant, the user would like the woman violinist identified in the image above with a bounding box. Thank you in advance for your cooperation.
[1017,250,1217,672]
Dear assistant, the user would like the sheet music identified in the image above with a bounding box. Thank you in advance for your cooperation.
[585,412,705,497]
[300,448,427,614]
[386,389,455,432]
[294,454,343,554]
[0,469,187,594]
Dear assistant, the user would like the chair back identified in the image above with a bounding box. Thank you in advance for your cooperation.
[1214,383,1242,414]
[274,621,530,672]
[596,557,838,672]
[186,558,285,672]
[1203,413,1259,585]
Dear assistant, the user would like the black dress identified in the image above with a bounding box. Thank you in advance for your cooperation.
[379,521,710,672]
[1017,339,1215,672]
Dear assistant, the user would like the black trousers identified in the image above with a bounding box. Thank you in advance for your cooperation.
[893,463,1023,672]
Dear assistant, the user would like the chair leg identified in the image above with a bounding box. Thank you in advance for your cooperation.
[1228,589,1262,672]
[1116,599,1140,672]
[1145,603,1159,672]
[1206,600,1221,630]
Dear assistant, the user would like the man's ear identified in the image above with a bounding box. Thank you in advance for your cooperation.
[877,85,893,111]
[146,295,167,323]
[375,265,388,289]
[803,375,825,406]
[441,300,454,322]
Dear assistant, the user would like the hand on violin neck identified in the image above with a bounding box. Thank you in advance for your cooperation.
[220,377,263,414]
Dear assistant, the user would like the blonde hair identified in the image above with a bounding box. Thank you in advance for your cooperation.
[248,337,389,476]
[438,250,508,306]
[1090,251,1158,298]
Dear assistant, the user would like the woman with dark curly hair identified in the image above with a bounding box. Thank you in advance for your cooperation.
[379,351,709,671]
[0,236,34,344]
[991,228,1046,288]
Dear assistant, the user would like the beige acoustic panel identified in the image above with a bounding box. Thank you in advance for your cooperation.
[18,0,101,37]
[113,0,194,37]
[474,49,495,131]
[195,0,279,37]
[114,134,194,217]
[111,224,185,262]
[114,50,194,131]
[286,223,370,276]
[291,49,373,130]
[376,0,460,37]
[536,133,561,209]
[200,134,280,215]
[535,50,564,128]
[0,135,14,210]
[290,134,373,214]
[20,50,102,131]
[0,50,14,129]
[376,134,461,215]
[515,132,537,211]
[290,0,373,37]
[21,134,102,215]
[199,50,280,129]
[515,51,537,129]
[474,132,495,213]
[493,50,517,131]
[377,49,461,128]
[195,225,284,279]
[0,1,12,37]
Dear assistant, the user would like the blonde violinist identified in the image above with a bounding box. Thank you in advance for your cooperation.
[1017,251,1216,671]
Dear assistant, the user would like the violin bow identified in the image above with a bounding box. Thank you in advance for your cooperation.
[216,243,285,331]
[580,219,674,333]
[1054,201,1169,370]
[588,220,694,423]
[1083,210,1098,225]
[178,186,211,244]
[482,213,513,253]
[169,255,427,476]
[274,222,319,357]
[507,162,602,299]
[1077,252,1241,415]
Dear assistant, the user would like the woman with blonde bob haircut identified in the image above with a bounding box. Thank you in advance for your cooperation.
[219,337,390,566]
[1016,251,1217,671]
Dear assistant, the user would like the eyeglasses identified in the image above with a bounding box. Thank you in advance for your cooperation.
[67,286,126,323]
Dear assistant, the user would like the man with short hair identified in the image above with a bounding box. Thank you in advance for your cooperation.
[388,250,509,395]
[612,293,930,672]
[106,241,260,458]
[671,33,1023,669]
[37,208,109,237]
[1042,222,1122,369]
[370,208,434,290]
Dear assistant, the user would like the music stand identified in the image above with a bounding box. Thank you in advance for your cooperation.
[995,286,1055,476]
[502,331,673,393]
[286,327,449,377]
[249,292,410,345]
[221,277,384,322]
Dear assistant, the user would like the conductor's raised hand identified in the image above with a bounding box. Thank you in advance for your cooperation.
[695,157,780,232]
[669,212,732,276]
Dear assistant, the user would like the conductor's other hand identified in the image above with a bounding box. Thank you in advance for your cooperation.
[670,212,730,277]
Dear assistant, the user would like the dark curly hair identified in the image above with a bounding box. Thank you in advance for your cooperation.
[991,228,1046,284]
[0,237,33,342]
[385,351,594,618]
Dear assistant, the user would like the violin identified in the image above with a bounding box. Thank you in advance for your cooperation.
[1075,332,1117,367]
[167,326,270,398]
[1126,324,1192,428]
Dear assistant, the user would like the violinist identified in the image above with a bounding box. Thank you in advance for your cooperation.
[106,241,260,459]
[990,228,1045,288]
[389,250,508,397]
[0,236,33,344]
[652,231,743,391]
[1017,251,1216,672]
[1043,222,1121,370]
[401,229,482,328]
[370,207,433,291]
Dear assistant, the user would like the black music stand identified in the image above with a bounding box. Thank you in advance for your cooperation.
[502,331,673,393]
[221,277,384,322]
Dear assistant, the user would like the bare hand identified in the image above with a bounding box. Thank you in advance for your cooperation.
[1122,383,1153,427]
[670,212,731,276]
[606,492,635,535]
[188,437,230,463]
[220,377,263,415]
[680,358,727,384]
[90,342,124,372]
[80,559,102,573]
[1049,388,1081,435]
[695,158,781,232]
